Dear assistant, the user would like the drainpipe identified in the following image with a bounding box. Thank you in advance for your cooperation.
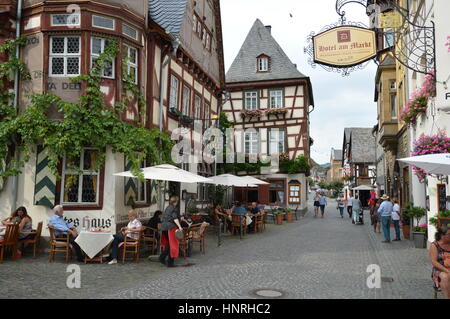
[158,35,180,211]
[11,0,23,212]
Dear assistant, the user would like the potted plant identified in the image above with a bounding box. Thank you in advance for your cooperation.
[273,211,284,225]
[406,206,427,248]
[169,107,182,118]
[401,205,411,239]
[285,208,294,223]
[438,210,450,228]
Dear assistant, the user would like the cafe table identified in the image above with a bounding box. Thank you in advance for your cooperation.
[75,230,114,263]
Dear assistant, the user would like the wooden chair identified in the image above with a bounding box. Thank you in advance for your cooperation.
[119,229,143,264]
[178,227,192,259]
[254,213,264,233]
[231,214,247,236]
[19,221,43,258]
[190,223,208,254]
[48,225,72,263]
[141,226,158,255]
[0,223,20,263]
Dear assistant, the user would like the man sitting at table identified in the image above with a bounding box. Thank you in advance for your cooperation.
[232,202,247,215]
[49,205,84,262]
[248,202,260,233]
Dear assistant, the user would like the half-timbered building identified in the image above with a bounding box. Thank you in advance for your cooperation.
[222,19,314,212]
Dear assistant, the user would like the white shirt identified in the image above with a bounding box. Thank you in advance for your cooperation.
[337,197,345,207]
[392,204,400,221]
[347,197,354,206]
[127,219,142,240]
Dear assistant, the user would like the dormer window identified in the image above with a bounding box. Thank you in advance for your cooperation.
[257,55,269,72]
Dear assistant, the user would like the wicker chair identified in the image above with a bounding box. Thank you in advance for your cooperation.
[231,214,247,236]
[0,223,20,263]
[190,223,208,254]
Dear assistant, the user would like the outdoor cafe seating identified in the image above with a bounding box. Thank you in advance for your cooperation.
[0,223,20,263]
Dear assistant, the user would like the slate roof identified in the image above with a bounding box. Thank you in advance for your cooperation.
[332,149,343,162]
[149,0,187,36]
[226,19,307,83]
[343,128,376,164]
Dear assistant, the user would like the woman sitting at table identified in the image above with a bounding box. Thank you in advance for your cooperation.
[146,210,162,235]
[108,210,142,265]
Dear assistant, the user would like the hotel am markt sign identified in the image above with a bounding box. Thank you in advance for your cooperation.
[313,26,377,68]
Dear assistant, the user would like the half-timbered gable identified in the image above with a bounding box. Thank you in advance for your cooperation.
[223,19,314,211]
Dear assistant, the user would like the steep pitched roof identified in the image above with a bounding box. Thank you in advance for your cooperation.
[149,0,187,36]
[332,149,343,161]
[226,19,307,83]
[343,128,376,164]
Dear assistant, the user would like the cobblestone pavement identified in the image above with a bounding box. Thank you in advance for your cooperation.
[1,198,433,299]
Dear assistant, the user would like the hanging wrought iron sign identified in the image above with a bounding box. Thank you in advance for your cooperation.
[313,25,376,68]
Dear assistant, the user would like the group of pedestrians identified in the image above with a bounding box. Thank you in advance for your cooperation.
[372,194,402,243]
[313,191,327,218]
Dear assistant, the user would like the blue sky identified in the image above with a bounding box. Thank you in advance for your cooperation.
[221,0,378,164]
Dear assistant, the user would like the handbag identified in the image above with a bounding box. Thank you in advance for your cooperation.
[175,229,184,240]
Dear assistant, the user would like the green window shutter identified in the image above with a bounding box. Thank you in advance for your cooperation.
[151,180,158,204]
[34,146,56,207]
[124,158,137,206]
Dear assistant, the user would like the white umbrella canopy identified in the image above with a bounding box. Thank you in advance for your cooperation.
[240,175,269,185]
[206,174,257,187]
[352,185,374,191]
[398,153,450,175]
[113,164,212,183]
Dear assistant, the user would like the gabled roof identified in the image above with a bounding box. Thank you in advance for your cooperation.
[149,0,187,36]
[226,19,307,83]
[343,128,376,164]
[332,149,343,162]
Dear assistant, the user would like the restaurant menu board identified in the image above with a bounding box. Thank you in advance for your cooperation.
[438,184,447,213]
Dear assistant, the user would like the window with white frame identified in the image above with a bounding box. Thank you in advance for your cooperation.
[269,89,283,108]
[122,24,138,40]
[51,13,80,26]
[92,15,115,30]
[91,37,115,78]
[124,45,138,83]
[192,14,198,32]
[169,75,180,110]
[50,36,80,76]
[269,129,285,154]
[194,95,202,120]
[61,149,100,204]
[390,93,397,120]
[203,102,210,130]
[244,91,258,110]
[244,131,259,154]
[136,159,147,203]
[182,86,191,116]
[257,56,269,72]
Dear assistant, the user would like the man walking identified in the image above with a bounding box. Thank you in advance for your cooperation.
[378,194,393,243]
[346,192,354,218]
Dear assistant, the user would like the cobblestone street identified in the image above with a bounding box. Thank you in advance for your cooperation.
[1,198,432,299]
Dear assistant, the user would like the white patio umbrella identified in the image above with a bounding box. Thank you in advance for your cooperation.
[113,164,212,183]
[206,174,257,187]
[352,185,374,191]
[240,175,269,185]
[398,153,450,175]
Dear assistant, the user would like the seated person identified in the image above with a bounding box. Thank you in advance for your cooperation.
[146,210,162,238]
[232,202,247,215]
[108,210,142,265]
[49,205,84,262]
[430,225,450,299]
[215,205,231,231]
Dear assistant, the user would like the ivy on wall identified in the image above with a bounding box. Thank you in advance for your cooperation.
[0,37,173,181]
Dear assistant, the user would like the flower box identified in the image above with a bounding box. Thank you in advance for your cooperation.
[240,109,264,120]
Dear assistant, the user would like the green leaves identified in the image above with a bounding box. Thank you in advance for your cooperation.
[0,38,173,180]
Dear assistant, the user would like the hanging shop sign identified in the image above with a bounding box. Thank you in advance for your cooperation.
[313,26,377,68]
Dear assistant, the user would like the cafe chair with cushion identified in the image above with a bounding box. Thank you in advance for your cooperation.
[48,225,72,263]
[19,221,43,258]
[141,226,158,255]
[0,223,20,263]
[178,227,192,259]
[231,214,247,236]
[119,229,143,264]
[190,223,208,254]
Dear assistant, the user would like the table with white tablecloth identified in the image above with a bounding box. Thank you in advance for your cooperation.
[74,231,114,260]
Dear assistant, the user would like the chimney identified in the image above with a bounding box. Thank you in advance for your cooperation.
[265,25,271,34]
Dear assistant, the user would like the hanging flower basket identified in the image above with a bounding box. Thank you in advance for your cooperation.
[400,70,436,125]
[411,130,450,180]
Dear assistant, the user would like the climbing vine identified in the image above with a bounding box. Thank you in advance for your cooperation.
[0,37,173,181]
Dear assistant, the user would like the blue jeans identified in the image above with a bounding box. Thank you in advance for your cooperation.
[338,207,344,217]
[381,216,391,241]
[393,220,401,240]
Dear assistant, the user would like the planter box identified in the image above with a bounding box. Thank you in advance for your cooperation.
[402,225,410,240]
[412,231,427,248]
[286,212,294,223]
[275,214,283,225]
